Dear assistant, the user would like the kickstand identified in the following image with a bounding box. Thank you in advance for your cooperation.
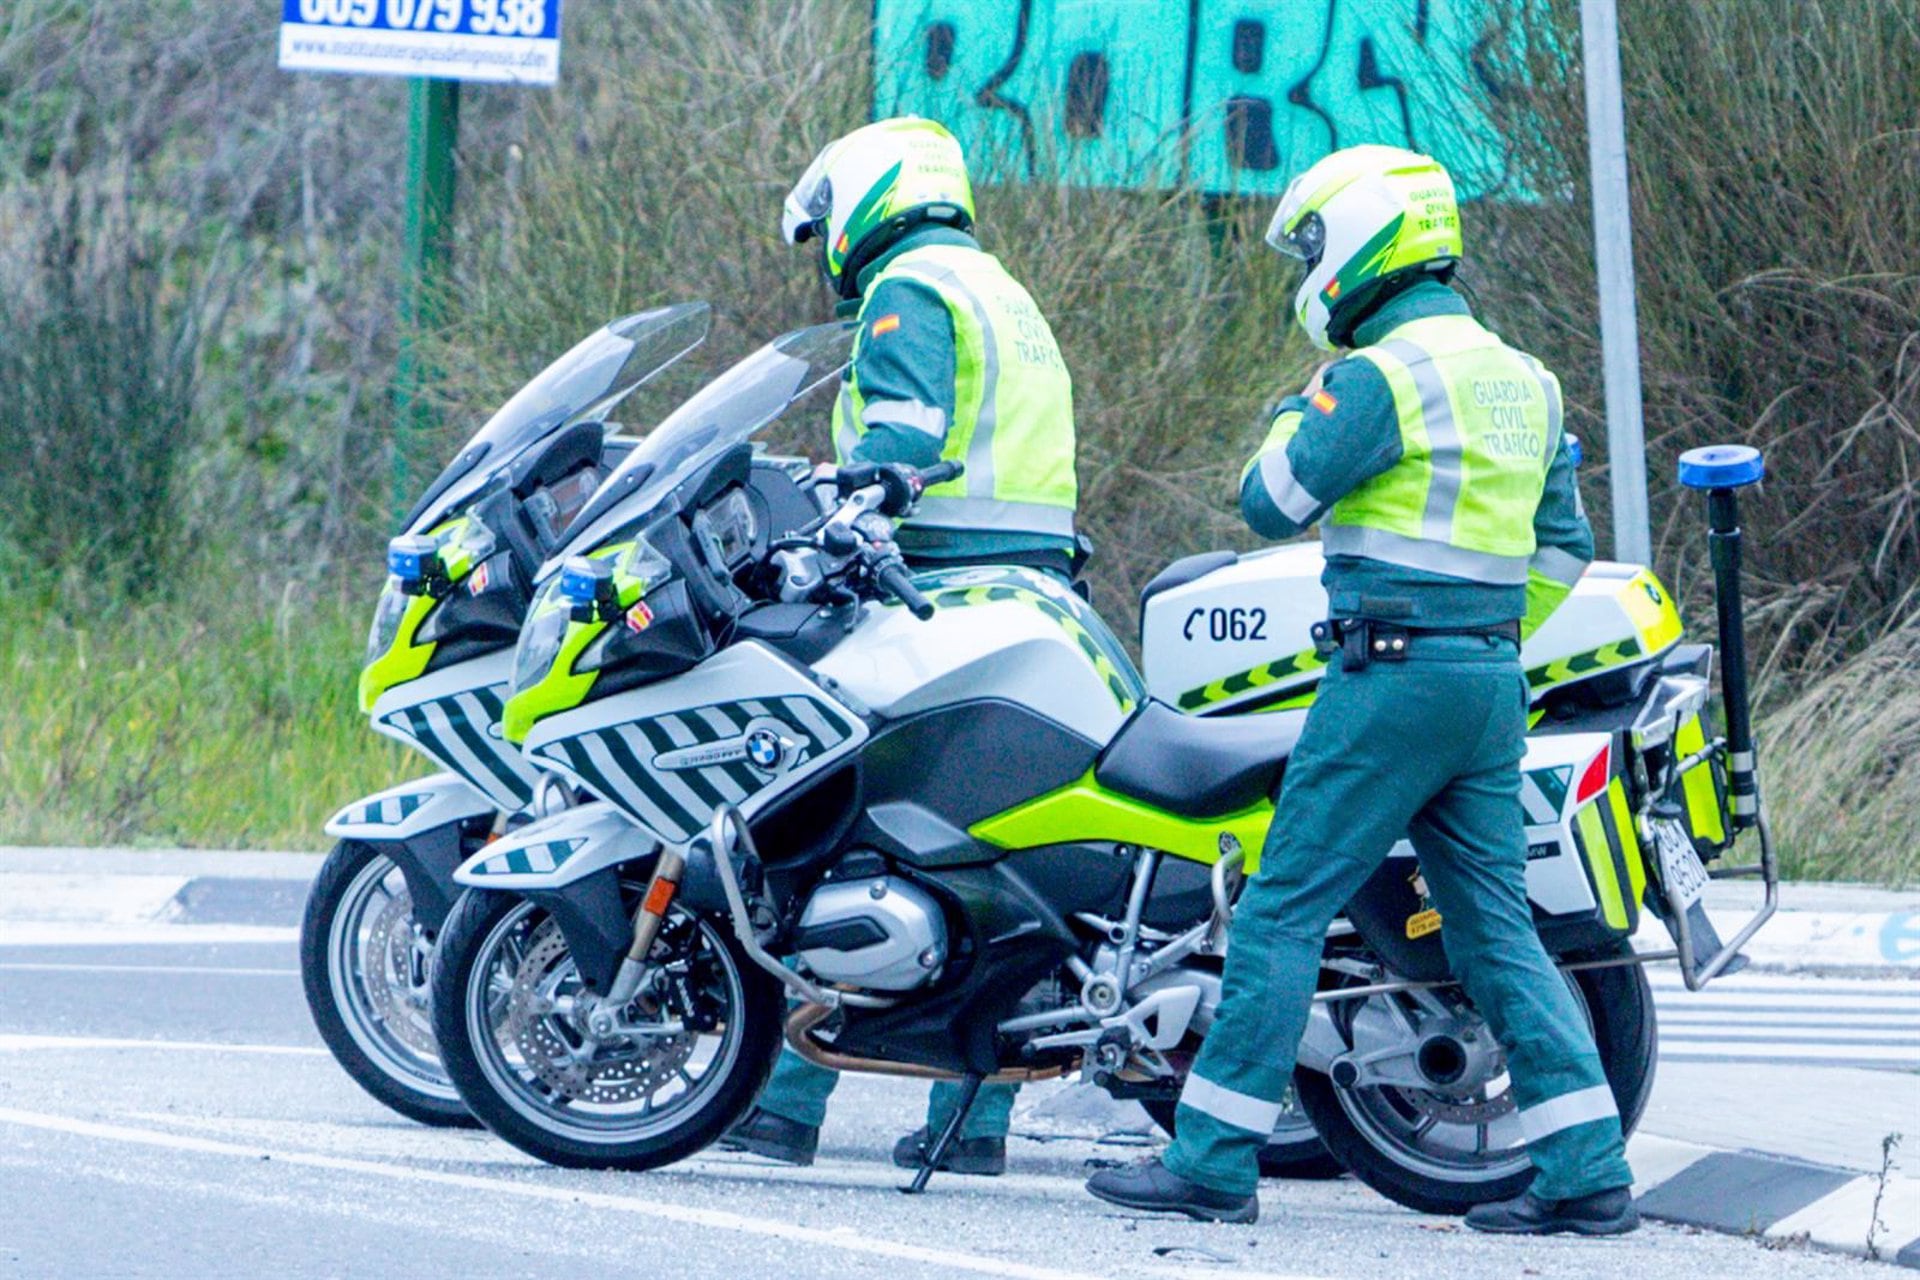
[901,1073,983,1196]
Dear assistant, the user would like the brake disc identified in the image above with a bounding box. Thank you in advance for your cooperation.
[363,886,437,1055]
[1400,1082,1517,1127]
[504,926,695,1105]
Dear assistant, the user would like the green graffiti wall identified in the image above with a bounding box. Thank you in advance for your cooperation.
[871,1,1525,200]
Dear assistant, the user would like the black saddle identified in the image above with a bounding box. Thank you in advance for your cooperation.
[1094,700,1300,818]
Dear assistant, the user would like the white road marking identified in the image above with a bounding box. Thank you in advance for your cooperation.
[0,963,297,977]
[1649,970,1920,1070]
[0,1107,1327,1280]
[0,1035,325,1057]
[0,923,297,946]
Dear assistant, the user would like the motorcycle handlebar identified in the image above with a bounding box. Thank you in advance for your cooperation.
[916,460,964,489]
[875,558,935,621]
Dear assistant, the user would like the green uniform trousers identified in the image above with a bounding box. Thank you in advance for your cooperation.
[751,549,1052,1144]
[1164,633,1634,1199]
[757,1048,1017,1141]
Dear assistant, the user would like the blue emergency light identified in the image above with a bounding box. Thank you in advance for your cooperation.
[560,556,613,607]
[1678,444,1764,491]
[387,535,441,585]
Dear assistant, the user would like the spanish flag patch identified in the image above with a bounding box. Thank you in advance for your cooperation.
[1311,389,1338,414]
[871,314,901,337]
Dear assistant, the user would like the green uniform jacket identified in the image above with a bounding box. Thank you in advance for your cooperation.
[1240,281,1594,634]
[834,226,1077,564]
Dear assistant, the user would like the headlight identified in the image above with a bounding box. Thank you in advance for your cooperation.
[512,582,572,695]
[366,582,410,665]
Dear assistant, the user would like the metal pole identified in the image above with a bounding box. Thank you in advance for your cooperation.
[395,77,460,522]
[1579,0,1650,565]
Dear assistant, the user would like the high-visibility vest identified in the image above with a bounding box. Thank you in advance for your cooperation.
[1323,313,1564,584]
[833,244,1078,539]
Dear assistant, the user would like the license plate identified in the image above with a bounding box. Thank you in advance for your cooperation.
[1652,819,1710,910]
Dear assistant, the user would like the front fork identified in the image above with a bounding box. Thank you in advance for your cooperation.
[599,843,687,1010]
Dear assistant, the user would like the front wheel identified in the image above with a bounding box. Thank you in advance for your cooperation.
[300,840,475,1127]
[429,886,784,1169]
[1295,952,1657,1216]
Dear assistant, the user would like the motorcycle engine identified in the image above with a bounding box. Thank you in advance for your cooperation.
[793,874,946,991]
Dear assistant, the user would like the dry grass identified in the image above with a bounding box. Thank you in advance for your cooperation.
[1760,615,1920,886]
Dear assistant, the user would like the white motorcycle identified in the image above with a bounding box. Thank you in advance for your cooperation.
[427,322,1773,1212]
[300,303,710,1124]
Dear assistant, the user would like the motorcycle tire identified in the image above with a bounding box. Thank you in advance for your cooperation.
[430,885,785,1170]
[300,840,476,1127]
[1295,947,1657,1216]
[1141,1098,1346,1180]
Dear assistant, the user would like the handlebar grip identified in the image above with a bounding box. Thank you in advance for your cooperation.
[917,460,964,488]
[876,559,935,621]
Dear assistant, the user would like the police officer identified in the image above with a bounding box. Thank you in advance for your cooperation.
[721,116,1079,1175]
[1085,144,1637,1234]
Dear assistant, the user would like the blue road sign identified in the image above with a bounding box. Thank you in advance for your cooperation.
[279,0,563,85]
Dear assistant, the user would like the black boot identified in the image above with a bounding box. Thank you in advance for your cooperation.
[716,1107,819,1167]
[891,1126,1006,1177]
[1465,1186,1639,1236]
[1085,1157,1258,1224]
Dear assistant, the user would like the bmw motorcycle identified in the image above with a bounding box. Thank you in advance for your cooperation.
[299,302,710,1125]
[427,320,1775,1213]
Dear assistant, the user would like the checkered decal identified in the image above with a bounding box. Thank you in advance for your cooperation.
[1526,638,1644,691]
[1176,646,1326,712]
[469,838,586,877]
[350,792,430,826]
[920,572,1144,712]
[530,695,855,843]
[1522,765,1573,824]
[379,685,538,811]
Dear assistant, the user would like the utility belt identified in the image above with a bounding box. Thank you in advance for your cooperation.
[1311,617,1522,673]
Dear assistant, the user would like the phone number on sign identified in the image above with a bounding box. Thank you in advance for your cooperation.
[286,0,555,39]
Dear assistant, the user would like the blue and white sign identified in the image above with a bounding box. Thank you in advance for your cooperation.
[279,0,562,86]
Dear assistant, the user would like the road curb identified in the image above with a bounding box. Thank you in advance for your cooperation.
[1628,1134,1920,1268]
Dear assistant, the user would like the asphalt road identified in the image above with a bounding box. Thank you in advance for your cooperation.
[0,922,1905,1280]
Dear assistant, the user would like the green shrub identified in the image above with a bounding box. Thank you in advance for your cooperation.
[0,581,405,849]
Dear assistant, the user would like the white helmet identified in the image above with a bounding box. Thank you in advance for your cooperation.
[781,117,975,298]
[1265,144,1463,350]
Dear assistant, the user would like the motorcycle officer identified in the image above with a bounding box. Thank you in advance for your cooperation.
[1086,144,1638,1234]
[721,115,1080,1176]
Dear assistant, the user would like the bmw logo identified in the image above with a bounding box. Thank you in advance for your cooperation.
[745,728,784,771]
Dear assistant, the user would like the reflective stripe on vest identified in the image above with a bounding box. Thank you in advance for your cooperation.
[1327,315,1562,585]
[832,245,1076,539]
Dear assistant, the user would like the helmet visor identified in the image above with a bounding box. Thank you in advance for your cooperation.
[781,149,836,245]
[1267,209,1325,271]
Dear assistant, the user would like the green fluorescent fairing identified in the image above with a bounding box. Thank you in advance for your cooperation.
[357,589,437,713]
[969,771,1272,872]
[501,541,644,744]
[358,514,478,714]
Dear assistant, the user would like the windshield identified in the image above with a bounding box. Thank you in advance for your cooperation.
[545,321,854,575]
[403,301,712,534]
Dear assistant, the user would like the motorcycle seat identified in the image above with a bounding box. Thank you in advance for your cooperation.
[1094,699,1299,819]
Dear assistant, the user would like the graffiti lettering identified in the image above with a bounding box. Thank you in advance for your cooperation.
[872,1,1524,199]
